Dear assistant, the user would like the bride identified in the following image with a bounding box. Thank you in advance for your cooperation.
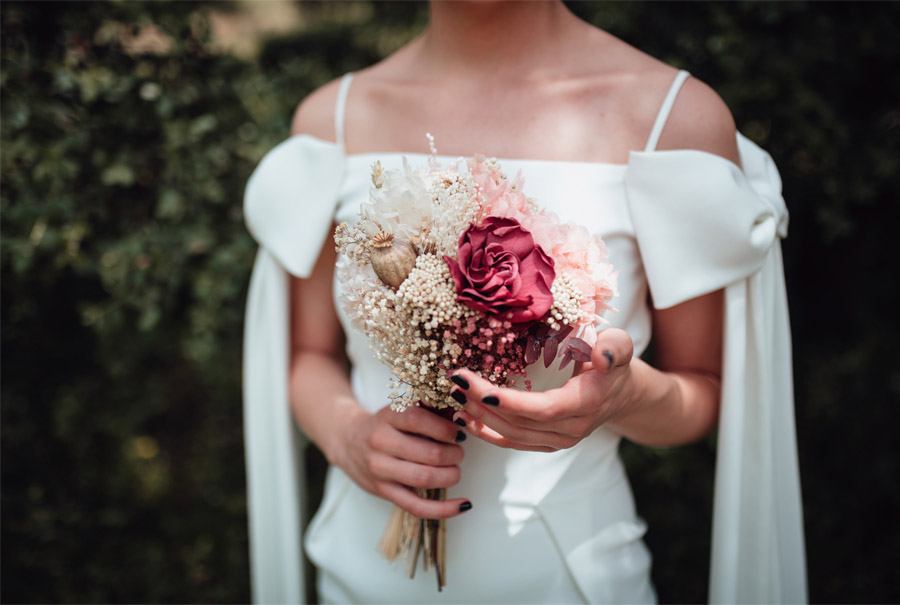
[242,2,807,603]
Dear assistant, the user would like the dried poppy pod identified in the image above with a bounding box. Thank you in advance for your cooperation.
[370,230,417,289]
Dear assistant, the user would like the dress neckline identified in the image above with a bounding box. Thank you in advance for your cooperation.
[286,133,750,176]
[346,149,628,171]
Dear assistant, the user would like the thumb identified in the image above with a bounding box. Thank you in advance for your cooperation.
[591,328,634,374]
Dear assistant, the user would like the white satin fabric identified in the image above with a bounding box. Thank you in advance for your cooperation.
[242,133,807,603]
[242,135,345,605]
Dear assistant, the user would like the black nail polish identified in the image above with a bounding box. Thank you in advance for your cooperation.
[482,395,500,406]
[451,389,467,404]
[454,418,467,427]
[455,430,467,443]
[602,349,614,369]
[450,374,469,390]
[459,501,473,512]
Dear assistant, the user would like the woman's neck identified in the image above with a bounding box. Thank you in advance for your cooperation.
[416,1,585,81]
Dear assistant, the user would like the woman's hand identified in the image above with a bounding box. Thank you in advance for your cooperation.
[331,404,473,519]
[450,328,637,452]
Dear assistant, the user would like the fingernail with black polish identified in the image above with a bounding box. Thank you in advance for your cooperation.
[454,417,467,427]
[450,374,469,390]
[451,389,467,404]
[459,501,473,512]
[602,349,614,369]
[482,395,500,406]
[455,430,467,443]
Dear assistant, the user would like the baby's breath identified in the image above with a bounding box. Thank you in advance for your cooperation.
[426,170,481,256]
[548,273,588,331]
[334,222,372,264]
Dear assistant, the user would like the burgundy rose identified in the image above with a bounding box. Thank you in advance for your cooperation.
[444,216,555,324]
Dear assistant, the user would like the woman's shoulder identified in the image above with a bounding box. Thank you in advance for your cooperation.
[535,28,737,164]
[590,31,738,163]
[289,41,420,141]
[290,77,345,140]
[653,75,740,164]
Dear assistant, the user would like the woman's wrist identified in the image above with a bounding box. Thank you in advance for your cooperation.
[322,401,369,469]
[289,350,369,468]
[604,358,688,445]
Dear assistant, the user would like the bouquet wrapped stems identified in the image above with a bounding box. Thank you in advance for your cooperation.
[378,488,447,591]
[378,406,454,590]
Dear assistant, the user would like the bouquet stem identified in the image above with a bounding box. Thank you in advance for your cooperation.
[378,488,447,591]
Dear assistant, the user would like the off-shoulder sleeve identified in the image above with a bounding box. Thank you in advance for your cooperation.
[244,134,346,277]
[625,134,808,604]
[241,134,345,604]
[625,134,789,310]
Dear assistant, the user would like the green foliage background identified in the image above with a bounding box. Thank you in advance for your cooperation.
[2,2,898,602]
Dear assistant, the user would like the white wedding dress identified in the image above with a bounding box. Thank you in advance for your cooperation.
[242,70,808,604]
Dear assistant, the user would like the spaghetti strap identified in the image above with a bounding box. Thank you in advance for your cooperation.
[335,72,354,151]
[644,70,690,152]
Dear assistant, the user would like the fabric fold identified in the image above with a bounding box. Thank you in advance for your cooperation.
[624,133,807,604]
[534,450,656,604]
[242,134,345,603]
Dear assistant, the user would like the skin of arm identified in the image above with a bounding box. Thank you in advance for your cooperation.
[451,77,738,450]
[287,85,471,519]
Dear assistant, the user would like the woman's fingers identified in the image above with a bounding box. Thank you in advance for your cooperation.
[452,367,578,423]
[467,407,590,438]
[454,406,574,450]
[377,482,473,520]
[342,407,471,518]
[383,404,460,444]
[367,451,461,489]
[591,328,634,374]
[453,413,557,452]
[369,423,464,467]
[450,329,635,428]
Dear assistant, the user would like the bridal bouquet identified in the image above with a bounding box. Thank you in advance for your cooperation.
[333,139,617,589]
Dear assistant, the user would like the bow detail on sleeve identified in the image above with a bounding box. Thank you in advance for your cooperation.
[624,133,789,310]
[244,134,346,277]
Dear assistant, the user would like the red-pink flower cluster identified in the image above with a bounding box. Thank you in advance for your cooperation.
[439,315,531,388]
[444,216,555,324]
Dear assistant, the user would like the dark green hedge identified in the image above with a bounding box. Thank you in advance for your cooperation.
[2,2,898,602]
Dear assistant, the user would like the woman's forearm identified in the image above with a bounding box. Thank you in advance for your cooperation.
[289,350,366,465]
[606,358,721,448]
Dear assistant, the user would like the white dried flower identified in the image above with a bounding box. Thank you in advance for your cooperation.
[362,157,433,241]
[334,222,373,265]
[371,160,384,189]
[425,168,481,256]
[548,273,589,330]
